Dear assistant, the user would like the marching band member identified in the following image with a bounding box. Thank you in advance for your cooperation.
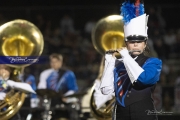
[0,64,36,120]
[100,0,162,120]
[37,53,79,120]
[38,53,78,101]
[0,64,36,100]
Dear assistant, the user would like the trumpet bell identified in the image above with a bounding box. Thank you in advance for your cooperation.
[0,19,44,68]
[92,15,125,55]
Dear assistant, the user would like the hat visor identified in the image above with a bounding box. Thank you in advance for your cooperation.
[125,35,147,41]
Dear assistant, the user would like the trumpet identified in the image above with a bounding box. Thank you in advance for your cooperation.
[105,49,142,54]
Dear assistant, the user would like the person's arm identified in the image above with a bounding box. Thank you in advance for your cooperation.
[94,79,114,109]
[66,71,78,92]
[6,80,36,94]
[100,54,115,95]
[118,48,144,84]
[62,71,78,103]
[137,58,162,85]
[118,48,162,85]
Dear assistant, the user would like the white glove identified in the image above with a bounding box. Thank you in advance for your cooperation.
[117,48,144,84]
[6,80,36,94]
[119,48,129,58]
[94,80,114,109]
[100,54,115,95]
[105,54,115,64]
[100,54,116,95]
[0,92,6,100]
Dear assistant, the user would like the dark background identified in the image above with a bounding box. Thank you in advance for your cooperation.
[0,0,180,29]
[0,0,180,6]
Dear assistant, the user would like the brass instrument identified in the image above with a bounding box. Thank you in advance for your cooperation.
[90,84,115,120]
[92,15,125,55]
[90,15,124,120]
[0,19,44,120]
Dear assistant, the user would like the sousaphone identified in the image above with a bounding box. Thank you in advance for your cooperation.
[0,19,44,120]
[90,15,124,120]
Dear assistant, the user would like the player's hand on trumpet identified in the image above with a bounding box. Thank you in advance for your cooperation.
[105,49,118,58]
[116,47,129,58]
[106,47,129,58]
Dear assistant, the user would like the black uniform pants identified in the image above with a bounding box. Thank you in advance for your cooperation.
[115,97,158,120]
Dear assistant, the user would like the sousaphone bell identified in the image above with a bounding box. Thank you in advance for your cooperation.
[92,15,125,57]
[0,19,44,120]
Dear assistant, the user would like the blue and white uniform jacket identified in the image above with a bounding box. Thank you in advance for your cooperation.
[100,54,162,107]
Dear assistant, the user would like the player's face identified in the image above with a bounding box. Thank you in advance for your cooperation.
[50,58,62,70]
[0,65,11,80]
[126,41,146,56]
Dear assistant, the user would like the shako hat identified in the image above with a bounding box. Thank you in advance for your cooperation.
[120,0,149,41]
